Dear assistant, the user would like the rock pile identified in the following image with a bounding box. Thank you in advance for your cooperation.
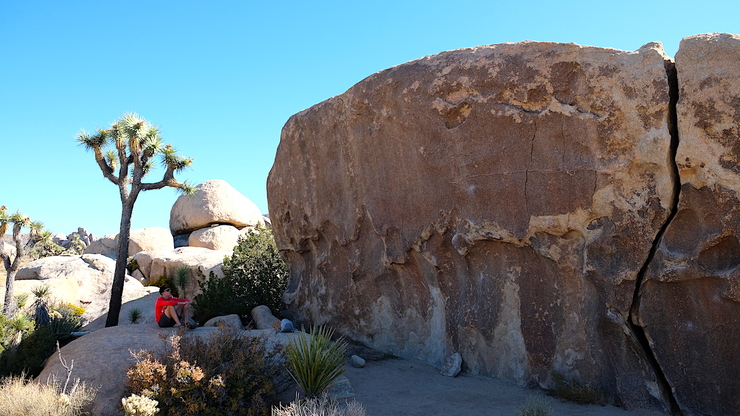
[268,33,740,415]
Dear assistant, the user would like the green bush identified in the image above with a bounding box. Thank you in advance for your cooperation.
[0,324,56,378]
[126,327,284,416]
[193,225,288,323]
[285,326,347,398]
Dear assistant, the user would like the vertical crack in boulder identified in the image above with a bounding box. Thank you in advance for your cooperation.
[627,59,682,414]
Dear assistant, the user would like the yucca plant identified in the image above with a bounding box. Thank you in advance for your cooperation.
[173,266,192,299]
[128,308,143,324]
[285,326,347,398]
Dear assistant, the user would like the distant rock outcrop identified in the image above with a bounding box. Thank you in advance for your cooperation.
[14,254,150,323]
[268,33,740,415]
[84,227,173,259]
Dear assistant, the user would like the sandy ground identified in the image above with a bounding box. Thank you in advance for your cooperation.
[339,356,668,416]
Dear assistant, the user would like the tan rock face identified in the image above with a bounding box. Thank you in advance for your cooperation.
[638,33,740,416]
[269,41,674,410]
[84,227,174,258]
[132,247,229,294]
[169,179,264,235]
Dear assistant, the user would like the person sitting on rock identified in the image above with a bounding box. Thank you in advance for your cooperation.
[155,285,195,329]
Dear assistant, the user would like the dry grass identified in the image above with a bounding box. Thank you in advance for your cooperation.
[272,395,366,416]
[0,375,96,416]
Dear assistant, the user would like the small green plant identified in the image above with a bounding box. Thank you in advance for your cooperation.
[285,326,347,398]
[129,308,144,324]
[272,394,366,416]
[14,293,29,310]
[517,396,550,416]
[127,257,140,274]
[193,225,288,323]
[551,372,604,405]
[172,266,192,299]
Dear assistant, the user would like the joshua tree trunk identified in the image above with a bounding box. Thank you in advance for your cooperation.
[106,197,137,327]
[2,222,28,318]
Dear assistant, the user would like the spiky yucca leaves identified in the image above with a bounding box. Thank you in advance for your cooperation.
[77,113,195,327]
[285,326,348,398]
[173,266,192,299]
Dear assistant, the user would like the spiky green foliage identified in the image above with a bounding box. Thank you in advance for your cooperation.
[172,266,192,299]
[193,225,288,323]
[285,326,348,398]
[128,308,143,324]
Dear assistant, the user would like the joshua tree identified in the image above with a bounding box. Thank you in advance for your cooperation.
[0,206,43,317]
[77,113,194,327]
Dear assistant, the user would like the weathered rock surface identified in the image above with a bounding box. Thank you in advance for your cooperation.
[637,33,740,416]
[37,325,301,416]
[132,247,228,289]
[252,305,281,329]
[14,254,150,324]
[203,313,244,330]
[170,179,264,236]
[188,224,246,250]
[268,40,676,411]
[84,227,174,258]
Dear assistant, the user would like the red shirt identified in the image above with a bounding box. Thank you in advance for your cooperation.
[155,296,188,323]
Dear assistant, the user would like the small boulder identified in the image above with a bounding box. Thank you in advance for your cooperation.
[440,353,462,377]
[350,355,366,368]
[251,305,281,329]
[132,247,229,286]
[203,314,244,330]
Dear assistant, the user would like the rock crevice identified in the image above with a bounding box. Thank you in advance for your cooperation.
[628,58,682,414]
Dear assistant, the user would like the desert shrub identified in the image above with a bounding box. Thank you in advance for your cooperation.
[551,372,604,405]
[127,257,140,274]
[285,326,347,398]
[122,393,160,416]
[517,396,550,416]
[0,300,83,378]
[0,344,97,415]
[0,374,96,415]
[272,395,366,416]
[0,324,56,377]
[193,225,288,323]
[126,327,284,415]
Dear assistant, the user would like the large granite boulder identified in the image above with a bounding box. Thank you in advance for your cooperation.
[268,40,676,411]
[84,227,174,259]
[13,254,150,323]
[636,33,740,416]
[170,179,264,236]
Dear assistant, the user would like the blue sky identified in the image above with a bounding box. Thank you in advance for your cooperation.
[1,1,737,238]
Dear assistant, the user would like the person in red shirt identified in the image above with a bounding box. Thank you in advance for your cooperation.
[155,285,194,329]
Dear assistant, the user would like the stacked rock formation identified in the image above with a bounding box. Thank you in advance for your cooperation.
[268,33,740,415]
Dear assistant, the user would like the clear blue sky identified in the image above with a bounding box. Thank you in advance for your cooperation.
[1,1,737,238]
